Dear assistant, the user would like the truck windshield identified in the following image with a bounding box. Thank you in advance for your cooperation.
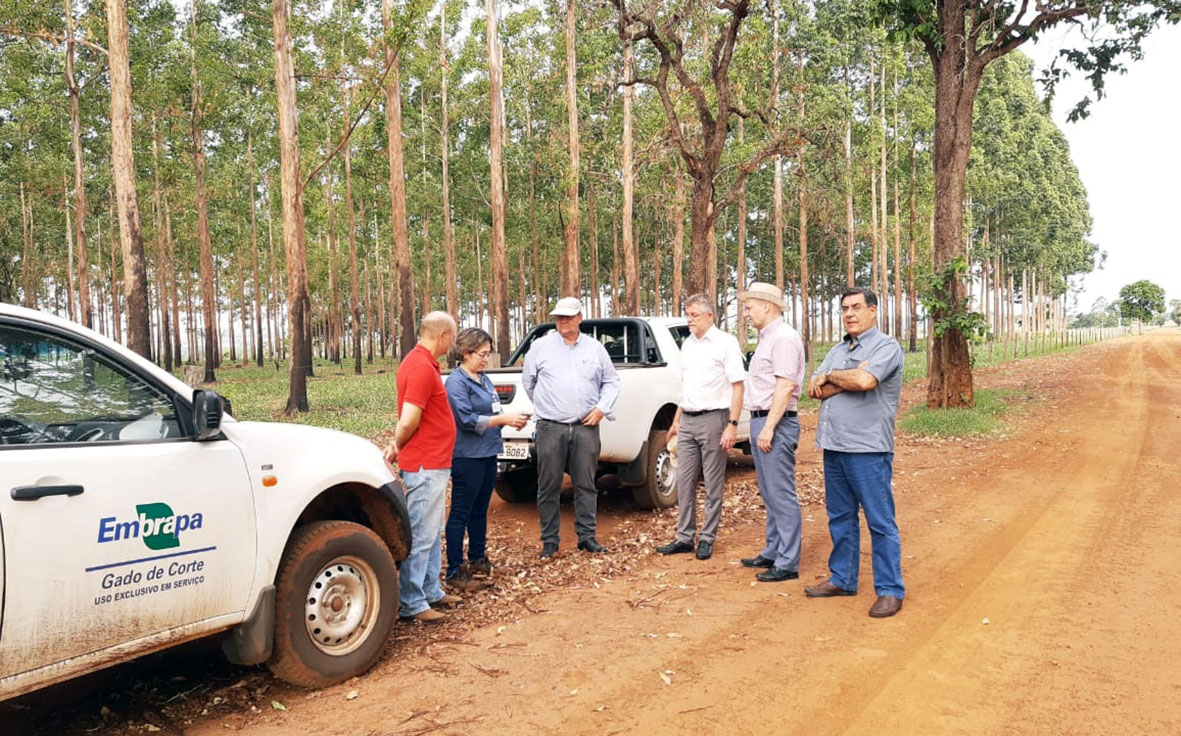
[507,320,663,366]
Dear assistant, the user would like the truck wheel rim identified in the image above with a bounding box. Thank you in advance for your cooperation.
[304,555,379,656]
[655,449,675,497]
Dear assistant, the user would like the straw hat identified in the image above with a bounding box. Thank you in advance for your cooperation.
[549,296,583,316]
[738,281,787,309]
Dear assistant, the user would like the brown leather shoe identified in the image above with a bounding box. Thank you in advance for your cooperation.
[432,593,463,608]
[407,608,446,623]
[868,595,903,618]
[804,581,856,598]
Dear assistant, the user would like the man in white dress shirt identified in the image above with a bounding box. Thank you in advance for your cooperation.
[656,293,746,560]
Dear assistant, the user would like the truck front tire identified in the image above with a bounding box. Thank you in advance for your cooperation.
[268,520,398,688]
[632,429,677,509]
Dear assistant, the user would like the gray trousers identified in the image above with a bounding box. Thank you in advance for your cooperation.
[536,419,601,545]
[675,409,729,544]
[750,415,802,570]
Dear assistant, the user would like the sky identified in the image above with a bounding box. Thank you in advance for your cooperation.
[1028,23,1181,314]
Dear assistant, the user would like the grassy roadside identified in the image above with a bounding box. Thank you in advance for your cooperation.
[898,388,1028,437]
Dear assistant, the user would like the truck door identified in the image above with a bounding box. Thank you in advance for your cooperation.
[0,322,256,681]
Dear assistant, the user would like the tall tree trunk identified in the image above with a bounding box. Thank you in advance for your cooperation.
[65,0,91,327]
[926,5,981,408]
[671,164,685,313]
[440,3,457,317]
[326,128,342,365]
[892,68,903,340]
[107,0,151,358]
[375,212,386,359]
[588,182,600,317]
[879,57,889,333]
[526,95,541,323]
[869,60,879,295]
[797,52,810,364]
[843,63,855,289]
[382,0,414,358]
[419,85,432,317]
[189,0,217,377]
[150,117,172,371]
[109,195,123,343]
[20,183,35,308]
[272,0,311,412]
[561,0,581,298]
[63,181,76,321]
[621,41,639,313]
[246,129,264,366]
[487,0,511,359]
[907,140,918,352]
[610,213,620,316]
[343,84,362,375]
[736,116,747,340]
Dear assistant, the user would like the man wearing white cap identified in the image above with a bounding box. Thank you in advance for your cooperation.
[522,297,621,558]
[738,282,806,583]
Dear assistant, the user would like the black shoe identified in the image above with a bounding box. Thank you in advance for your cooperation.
[756,566,799,582]
[695,541,713,560]
[656,539,695,555]
[578,538,609,554]
[539,542,559,559]
[741,554,775,569]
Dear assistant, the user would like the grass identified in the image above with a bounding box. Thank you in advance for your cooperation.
[193,357,401,440]
[899,388,1027,437]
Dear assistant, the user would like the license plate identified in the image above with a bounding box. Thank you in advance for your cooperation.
[498,442,530,461]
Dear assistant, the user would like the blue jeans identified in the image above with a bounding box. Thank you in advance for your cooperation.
[398,467,450,617]
[822,451,905,598]
[750,416,802,571]
[446,456,497,578]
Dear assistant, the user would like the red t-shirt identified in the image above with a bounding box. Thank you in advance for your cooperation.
[395,344,457,471]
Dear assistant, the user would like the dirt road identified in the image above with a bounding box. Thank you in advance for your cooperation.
[9,332,1181,735]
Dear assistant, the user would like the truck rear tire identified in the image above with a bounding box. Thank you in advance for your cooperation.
[632,429,677,510]
[494,466,538,503]
[268,520,398,689]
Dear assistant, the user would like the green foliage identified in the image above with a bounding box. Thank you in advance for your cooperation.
[1118,280,1166,323]
[900,388,1023,437]
[917,257,990,341]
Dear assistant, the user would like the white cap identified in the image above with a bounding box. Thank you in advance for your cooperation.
[549,297,583,317]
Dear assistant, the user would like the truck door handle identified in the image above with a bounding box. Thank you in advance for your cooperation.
[10,484,85,501]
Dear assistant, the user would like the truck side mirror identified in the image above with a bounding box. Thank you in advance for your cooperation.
[193,389,226,441]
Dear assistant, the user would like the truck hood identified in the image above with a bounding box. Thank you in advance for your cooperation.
[221,421,397,491]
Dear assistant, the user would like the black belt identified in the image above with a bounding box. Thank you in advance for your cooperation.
[683,408,725,417]
[750,409,797,418]
[538,418,581,426]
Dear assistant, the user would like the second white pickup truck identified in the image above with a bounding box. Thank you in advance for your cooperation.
[485,317,750,509]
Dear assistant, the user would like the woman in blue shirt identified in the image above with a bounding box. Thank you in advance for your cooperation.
[444,328,529,591]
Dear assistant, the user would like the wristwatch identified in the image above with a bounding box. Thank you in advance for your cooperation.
[728,420,739,427]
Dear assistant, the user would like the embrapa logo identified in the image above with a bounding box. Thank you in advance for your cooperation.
[97,503,204,550]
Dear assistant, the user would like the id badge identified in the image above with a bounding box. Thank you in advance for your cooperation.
[491,400,503,415]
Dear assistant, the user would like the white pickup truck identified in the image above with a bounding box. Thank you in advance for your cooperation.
[0,304,411,702]
[487,317,750,509]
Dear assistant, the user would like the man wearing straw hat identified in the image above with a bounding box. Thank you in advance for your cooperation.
[737,282,806,583]
[655,293,746,561]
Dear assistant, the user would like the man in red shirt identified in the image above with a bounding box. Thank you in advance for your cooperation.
[385,312,458,622]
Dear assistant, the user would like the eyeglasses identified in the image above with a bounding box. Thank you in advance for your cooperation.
[473,350,493,359]
[840,303,870,313]
[685,311,709,321]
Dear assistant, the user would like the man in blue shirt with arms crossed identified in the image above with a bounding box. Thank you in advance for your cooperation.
[806,287,906,618]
